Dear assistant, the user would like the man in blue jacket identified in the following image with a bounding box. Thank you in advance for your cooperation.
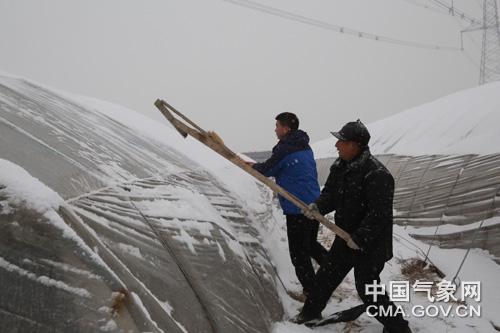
[250,112,327,299]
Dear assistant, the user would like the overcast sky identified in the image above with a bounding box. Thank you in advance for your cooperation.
[0,0,484,151]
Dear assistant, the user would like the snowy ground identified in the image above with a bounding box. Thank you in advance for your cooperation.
[256,207,500,332]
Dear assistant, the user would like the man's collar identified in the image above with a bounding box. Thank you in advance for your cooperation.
[345,147,370,170]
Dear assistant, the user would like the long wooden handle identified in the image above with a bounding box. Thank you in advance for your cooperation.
[154,99,351,242]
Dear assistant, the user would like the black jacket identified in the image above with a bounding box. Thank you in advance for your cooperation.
[315,148,394,261]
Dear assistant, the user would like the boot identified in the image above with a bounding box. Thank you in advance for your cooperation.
[291,310,322,327]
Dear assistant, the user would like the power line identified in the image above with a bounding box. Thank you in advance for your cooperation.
[453,16,481,62]
[398,0,481,25]
[427,0,482,25]
[223,0,462,51]
[398,0,453,15]
[456,17,482,47]
[463,48,481,71]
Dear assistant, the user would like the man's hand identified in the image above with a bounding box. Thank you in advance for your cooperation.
[346,237,361,250]
[302,203,319,219]
[245,161,255,167]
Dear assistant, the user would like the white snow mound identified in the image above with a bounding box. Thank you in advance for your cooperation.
[313,82,500,158]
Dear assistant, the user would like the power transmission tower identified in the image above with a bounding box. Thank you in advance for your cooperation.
[462,0,500,84]
[479,0,500,84]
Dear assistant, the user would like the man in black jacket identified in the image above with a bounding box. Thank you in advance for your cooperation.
[295,120,411,333]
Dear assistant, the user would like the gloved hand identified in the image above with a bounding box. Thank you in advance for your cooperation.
[346,237,361,250]
[302,203,319,219]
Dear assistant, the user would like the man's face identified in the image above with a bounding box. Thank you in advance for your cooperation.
[275,121,291,140]
[335,139,360,161]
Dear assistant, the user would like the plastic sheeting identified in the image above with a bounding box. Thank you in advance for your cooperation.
[0,75,283,332]
[316,154,500,262]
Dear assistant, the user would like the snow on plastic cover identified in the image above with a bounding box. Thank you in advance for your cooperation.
[0,74,283,332]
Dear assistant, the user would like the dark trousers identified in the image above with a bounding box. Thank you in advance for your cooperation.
[302,238,409,331]
[286,214,328,294]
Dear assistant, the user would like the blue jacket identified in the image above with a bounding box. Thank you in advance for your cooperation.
[253,130,320,215]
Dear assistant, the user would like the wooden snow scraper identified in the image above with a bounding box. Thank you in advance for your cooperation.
[154,99,352,243]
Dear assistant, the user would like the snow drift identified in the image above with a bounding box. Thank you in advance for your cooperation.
[313,81,500,158]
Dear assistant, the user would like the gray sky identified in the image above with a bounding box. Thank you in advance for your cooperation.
[0,0,484,151]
